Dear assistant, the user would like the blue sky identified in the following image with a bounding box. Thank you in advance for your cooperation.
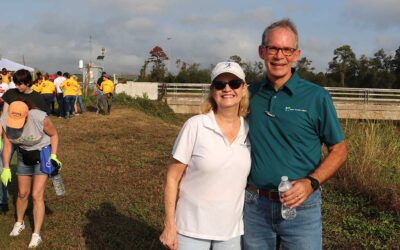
[0,0,399,75]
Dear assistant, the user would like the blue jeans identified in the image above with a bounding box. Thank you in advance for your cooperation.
[243,189,322,250]
[96,90,103,112]
[0,144,16,205]
[42,94,55,115]
[64,95,76,117]
[178,234,241,250]
[56,93,65,117]
[75,95,84,113]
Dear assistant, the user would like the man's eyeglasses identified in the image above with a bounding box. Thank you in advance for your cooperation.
[211,79,244,90]
[262,45,297,56]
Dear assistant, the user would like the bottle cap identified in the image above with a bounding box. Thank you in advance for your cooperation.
[281,176,288,181]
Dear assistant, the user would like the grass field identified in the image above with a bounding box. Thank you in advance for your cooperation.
[0,103,399,249]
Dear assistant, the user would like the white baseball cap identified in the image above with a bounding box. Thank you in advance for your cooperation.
[211,62,245,82]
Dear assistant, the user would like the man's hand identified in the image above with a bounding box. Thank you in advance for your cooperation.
[280,178,314,208]
[1,168,11,187]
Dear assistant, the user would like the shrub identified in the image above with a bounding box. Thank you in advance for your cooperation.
[113,92,178,122]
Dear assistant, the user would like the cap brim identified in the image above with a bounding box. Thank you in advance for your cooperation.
[6,127,23,140]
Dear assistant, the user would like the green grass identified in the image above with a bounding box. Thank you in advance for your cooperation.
[0,99,399,249]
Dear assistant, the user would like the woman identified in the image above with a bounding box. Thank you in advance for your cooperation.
[160,62,251,250]
[0,101,62,248]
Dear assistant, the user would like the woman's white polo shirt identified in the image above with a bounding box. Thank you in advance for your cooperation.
[172,111,251,241]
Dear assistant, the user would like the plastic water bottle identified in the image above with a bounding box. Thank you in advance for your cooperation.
[278,176,296,220]
[51,174,65,196]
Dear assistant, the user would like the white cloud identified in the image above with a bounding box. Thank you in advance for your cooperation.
[124,17,154,32]
[88,0,178,15]
[344,0,400,29]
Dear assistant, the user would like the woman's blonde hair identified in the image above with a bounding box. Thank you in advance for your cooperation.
[200,84,249,116]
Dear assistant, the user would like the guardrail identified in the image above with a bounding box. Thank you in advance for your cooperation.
[159,83,400,104]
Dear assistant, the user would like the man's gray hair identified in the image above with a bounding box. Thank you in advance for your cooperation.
[261,18,299,48]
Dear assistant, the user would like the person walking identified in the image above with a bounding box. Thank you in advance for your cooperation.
[0,101,62,248]
[243,18,347,250]
[160,62,251,250]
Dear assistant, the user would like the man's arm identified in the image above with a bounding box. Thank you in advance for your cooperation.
[282,140,347,208]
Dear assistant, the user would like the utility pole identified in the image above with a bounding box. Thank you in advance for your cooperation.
[89,35,93,66]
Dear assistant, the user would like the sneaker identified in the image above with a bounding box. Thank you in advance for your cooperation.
[28,233,42,248]
[10,221,25,236]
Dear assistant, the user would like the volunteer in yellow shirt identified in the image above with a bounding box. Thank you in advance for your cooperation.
[41,73,56,115]
[100,74,114,115]
[1,68,11,84]
[60,73,79,118]
[31,80,42,93]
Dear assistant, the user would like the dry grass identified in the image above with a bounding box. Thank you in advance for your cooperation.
[335,120,400,212]
[0,105,181,249]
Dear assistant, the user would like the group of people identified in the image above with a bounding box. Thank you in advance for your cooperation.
[31,71,84,118]
[160,18,348,250]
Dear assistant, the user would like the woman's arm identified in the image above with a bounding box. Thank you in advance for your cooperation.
[43,117,58,154]
[159,159,187,250]
[2,128,12,168]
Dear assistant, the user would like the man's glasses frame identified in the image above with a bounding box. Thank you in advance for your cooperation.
[211,79,244,90]
[262,45,297,56]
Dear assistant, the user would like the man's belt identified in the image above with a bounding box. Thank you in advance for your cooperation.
[246,185,280,201]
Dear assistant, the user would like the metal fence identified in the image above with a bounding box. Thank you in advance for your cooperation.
[159,83,400,105]
[325,87,400,104]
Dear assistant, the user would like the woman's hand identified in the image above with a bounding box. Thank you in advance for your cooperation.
[159,224,178,250]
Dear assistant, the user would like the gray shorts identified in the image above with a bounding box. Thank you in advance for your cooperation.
[16,151,47,176]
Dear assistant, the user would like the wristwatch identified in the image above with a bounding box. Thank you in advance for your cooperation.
[305,175,320,191]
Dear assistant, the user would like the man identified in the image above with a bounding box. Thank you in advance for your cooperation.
[95,72,107,114]
[243,19,347,250]
[53,71,66,118]
[100,74,114,115]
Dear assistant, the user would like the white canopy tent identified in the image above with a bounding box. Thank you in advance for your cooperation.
[0,58,34,72]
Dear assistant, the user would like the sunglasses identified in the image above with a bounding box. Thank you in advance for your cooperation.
[211,79,244,90]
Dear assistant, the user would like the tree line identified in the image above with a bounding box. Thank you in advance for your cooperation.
[137,45,400,89]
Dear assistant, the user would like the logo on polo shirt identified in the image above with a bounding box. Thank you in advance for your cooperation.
[285,106,307,112]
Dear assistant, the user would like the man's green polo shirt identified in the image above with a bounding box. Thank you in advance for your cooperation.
[247,70,344,189]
